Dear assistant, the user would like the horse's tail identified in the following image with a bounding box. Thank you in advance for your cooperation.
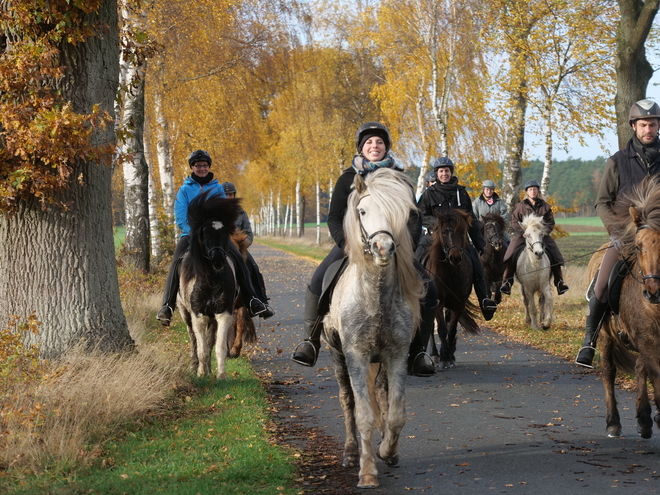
[604,319,637,374]
[241,312,257,344]
[459,300,481,335]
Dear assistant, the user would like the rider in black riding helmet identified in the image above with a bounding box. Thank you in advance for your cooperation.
[156,150,274,326]
[291,122,438,376]
[576,99,660,368]
[416,157,498,321]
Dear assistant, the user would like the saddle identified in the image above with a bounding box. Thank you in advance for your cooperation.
[586,259,628,314]
[317,257,349,315]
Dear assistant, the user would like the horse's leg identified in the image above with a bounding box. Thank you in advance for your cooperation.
[181,308,198,373]
[539,271,554,330]
[214,313,233,379]
[634,359,653,438]
[446,310,459,368]
[436,310,451,369]
[345,354,378,488]
[521,286,539,329]
[193,315,212,376]
[650,367,660,431]
[599,331,622,437]
[230,306,246,358]
[330,349,359,469]
[377,356,407,468]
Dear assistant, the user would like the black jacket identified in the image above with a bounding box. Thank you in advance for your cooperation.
[416,176,485,252]
[328,166,422,249]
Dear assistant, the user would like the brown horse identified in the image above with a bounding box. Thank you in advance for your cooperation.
[228,231,257,358]
[427,208,480,369]
[480,213,507,304]
[589,176,660,438]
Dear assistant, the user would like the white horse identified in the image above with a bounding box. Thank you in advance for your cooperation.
[323,167,425,489]
[516,213,554,330]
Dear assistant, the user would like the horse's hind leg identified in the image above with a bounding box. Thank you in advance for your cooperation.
[436,311,452,369]
[634,359,653,438]
[447,313,459,367]
[230,306,246,358]
[600,332,622,437]
[330,350,359,469]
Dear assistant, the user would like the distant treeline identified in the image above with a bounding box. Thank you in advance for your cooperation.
[521,157,607,216]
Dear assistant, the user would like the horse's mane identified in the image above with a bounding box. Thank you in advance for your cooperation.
[610,176,660,259]
[481,212,506,232]
[520,213,545,233]
[183,192,243,282]
[344,168,425,325]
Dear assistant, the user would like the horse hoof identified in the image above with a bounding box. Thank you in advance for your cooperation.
[441,361,451,369]
[343,455,359,468]
[449,361,456,368]
[606,426,622,437]
[357,474,379,488]
[541,324,551,331]
[637,426,653,439]
[216,372,227,380]
[229,347,240,358]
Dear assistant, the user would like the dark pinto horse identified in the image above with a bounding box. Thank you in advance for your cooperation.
[588,176,660,438]
[427,208,480,369]
[178,192,256,379]
[480,213,507,304]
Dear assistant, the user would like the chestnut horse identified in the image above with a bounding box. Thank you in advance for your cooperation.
[589,176,660,438]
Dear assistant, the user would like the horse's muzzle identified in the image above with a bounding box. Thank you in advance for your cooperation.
[370,236,396,266]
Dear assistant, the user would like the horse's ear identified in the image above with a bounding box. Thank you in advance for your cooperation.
[630,205,642,226]
[354,173,366,193]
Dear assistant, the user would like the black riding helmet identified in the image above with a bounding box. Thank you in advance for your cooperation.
[188,149,212,167]
[432,156,454,173]
[524,180,540,190]
[222,182,236,194]
[355,122,391,153]
[425,170,437,183]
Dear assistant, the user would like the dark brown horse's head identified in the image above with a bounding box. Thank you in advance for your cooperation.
[481,213,506,251]
[431,209,471,266]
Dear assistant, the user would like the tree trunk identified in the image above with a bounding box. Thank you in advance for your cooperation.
[154,60,175,221]
[316,180,321,245]
[296,180,303,238]
[0,0,133,358]
[615,0,659,149]
[501,86,527,213]
[541,103,553,197]
[120,62,150,271]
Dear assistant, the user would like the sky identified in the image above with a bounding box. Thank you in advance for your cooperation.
[526,66,660,162]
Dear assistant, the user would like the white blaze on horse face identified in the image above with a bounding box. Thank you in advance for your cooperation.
[358,195,395,265]
[211,221,224,230]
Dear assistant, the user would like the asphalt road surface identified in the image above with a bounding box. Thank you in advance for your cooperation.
[249,243,660,494]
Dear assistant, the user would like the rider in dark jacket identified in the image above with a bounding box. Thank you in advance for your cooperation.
[416,157,498,321]
[156,150,273,326]
[576,99,660,368]
[291,122,437,376]
[499,180,569,297]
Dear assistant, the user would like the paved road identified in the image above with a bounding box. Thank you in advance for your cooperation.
[249,243,660,494]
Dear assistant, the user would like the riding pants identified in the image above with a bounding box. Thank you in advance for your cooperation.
[593,242,619,302]
[161,236,191,309]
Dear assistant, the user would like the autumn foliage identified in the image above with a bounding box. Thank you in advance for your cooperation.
[0,1,113,211]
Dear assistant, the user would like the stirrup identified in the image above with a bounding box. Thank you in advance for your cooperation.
[291,340,320,367]
[575,345,596,369]
[557,280,569,295]
[500,281,512,295]
[248,297,268,317]
[156,305,173,326]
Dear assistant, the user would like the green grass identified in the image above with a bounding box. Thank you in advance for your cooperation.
[7,351,298,495]
[555,216,604,227]
[257,237,330,262]
[114,225,126,250]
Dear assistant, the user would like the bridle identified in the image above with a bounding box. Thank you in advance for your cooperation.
[441,227,466,263]
[628,224,660,286]
[525,231,545,254]
[484,221,502,248]
[357,194,396,255]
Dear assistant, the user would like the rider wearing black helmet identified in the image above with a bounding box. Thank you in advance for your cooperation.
[222,181,271,308]
[156,150,273,326]
[499,180,569,297]
[416,157,498,321]
[575,99,660,368]
[473,179,510,228]
[291,122,438,376]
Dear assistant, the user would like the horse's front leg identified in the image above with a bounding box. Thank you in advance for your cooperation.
[214,313,233,379]
[521,286,539,329]
[599,330,622,437]
[436,308,452,369]
[193,315,213,376]
[377,356,407,468]
[330,349,359,469]
[538,286,553,330]
[634,358,653,438]
[346,354,378,488]
[181,309,199,373]
[446,310,459,368]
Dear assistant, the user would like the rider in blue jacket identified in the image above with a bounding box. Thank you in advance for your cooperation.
[156,150,273,325]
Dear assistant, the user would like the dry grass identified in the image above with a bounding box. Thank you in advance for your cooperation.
[0,267,188,476]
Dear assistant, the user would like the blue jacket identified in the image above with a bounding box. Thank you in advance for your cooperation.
[175,176,226,237]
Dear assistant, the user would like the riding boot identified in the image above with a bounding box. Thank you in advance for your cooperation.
[408,301,436,376]
[156,239,189,326]
[500,261,513,295]
[228,244,274,319]
[471,253,497,321]
[552,264,570,295]
[291,288,324,367]
[575,297,609,368]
